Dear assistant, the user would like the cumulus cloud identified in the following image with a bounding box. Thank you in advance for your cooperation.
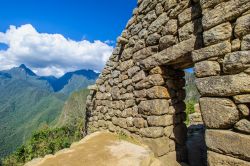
[0,24,113,77]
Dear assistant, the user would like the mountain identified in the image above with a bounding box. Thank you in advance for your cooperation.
[185,71,200,102]
[55,89,90,127]
[0,65,98,159]
[50,69,99,92]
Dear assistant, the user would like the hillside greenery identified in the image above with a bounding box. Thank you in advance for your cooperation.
[2,123,83,166]
[1,89,90,165]
[0,80,65,159]
[0,65,98,159]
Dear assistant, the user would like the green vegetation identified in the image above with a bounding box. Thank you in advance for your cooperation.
[185,100,196,125]
[2,123,83,166]
[0,80,66,159]
[55,89,90,127]
[0,65,96,159]
[185,72,200,102]
[1,88,90,165]
[184,71,199,125]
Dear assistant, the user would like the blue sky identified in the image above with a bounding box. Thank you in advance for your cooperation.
[0,0,136,42]
[0,0,137,76]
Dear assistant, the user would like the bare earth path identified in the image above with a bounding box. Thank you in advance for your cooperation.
[25,132,161,166]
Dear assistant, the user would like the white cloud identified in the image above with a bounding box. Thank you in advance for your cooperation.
[0,24,113,77]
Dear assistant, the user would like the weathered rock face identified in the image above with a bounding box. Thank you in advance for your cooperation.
[200,97,240,129]
[86,0,250,165]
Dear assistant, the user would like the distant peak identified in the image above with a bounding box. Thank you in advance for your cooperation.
[19,64,27,69]
[18,64,37,76]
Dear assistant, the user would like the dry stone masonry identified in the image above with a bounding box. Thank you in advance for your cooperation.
[86,0,250,165]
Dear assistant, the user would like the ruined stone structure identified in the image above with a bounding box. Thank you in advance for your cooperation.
[86,0,250,165]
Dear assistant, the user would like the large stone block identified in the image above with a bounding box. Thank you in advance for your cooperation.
[139,127,164,138]
[141,36,199,69]
[199,97,240,128]
[203,22,232,46]
[194,61,220,77]
[147,115,173,127]
[208,151,250,166]
[223,51,250,74]
[202,0,250,30]
[196,73,250,96]
[206,129,250,161]
[235,14,250,38]
[138,99,169,115]
[192,41,231,62]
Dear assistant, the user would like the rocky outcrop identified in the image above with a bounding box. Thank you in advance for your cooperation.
[86,0,250,165]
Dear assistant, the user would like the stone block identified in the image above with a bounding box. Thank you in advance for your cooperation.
[133,46,158,62]
[192,40,231,62]
[146,33,161,46]
[141,36,199,69]
[234,94,250,103]
[146,86,170,99]
[178,19,203,42]
[178,4,202,26]
[139,127,164,138]
[208,151,250,166]
[206,129,250,161]
[169,0,190,18]
[238,104,250,117]
[199,97,240,128]
[223,51,250,74]
[194,61,220,77]
[161,19,178,36]
[200,0,229,9]
[133,118,147,128]
[159,35,177,51]
[203,22,232,46]
[148,12,169,34]
[234,119,250,134]
[231,39,241,51]
[202,0,250,30]
[135,74,165,89]
[127,66,140,77]
[235,14,250,38]
[138,99,169,115]
[132,70,146,83]
[196,73,250,96]
[242,34,250,50]
[118,59,134,71]
[147,115,173,127]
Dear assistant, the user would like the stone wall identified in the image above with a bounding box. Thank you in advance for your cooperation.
[86,0,250,165]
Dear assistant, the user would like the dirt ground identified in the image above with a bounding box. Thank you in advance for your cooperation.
[25,132,159,166]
